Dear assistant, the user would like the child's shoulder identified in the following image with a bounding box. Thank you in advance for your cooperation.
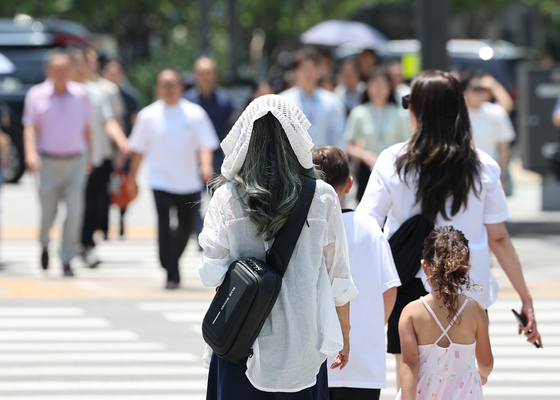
[464,296,488,319]
[401,297,426,319]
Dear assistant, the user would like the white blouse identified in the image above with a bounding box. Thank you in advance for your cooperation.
[356,142,510,309]
[199,179,358,392]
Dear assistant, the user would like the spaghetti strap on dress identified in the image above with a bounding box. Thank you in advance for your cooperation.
[395,296,483,400]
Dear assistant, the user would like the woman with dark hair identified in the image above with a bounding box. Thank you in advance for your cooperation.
[199,95,358,399]
[356,70,542,388]
[345,67,409,201]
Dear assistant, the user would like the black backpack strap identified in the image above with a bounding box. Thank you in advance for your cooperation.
[266,175,316,276]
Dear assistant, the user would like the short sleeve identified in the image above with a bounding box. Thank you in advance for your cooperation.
[355,150,394,227]
[343,107,362,143]
[100,91,114,122]
[482,160,510,224]
[493,105,515,143]
[322,187,358,306]
[198,189,232,287]
[196,109,220,150]
[376,230,401,292]
[22,88,38,126]
[128,111,151,154]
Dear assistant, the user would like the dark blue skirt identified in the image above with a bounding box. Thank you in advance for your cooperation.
[206,352,329,400]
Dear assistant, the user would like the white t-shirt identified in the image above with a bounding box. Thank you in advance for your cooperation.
[356,142,510,309]
[128,99,219,194]
[198,179,358,392]
[469,102,515,162]
[328,210,401,389]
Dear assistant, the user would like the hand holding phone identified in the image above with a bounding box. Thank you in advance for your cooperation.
[512,309,540,348]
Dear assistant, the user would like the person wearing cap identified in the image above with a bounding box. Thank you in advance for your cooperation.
[199,94,358,398]
[127,68,219,290]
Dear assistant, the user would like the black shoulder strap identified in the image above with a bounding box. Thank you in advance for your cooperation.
[266,175,316,276]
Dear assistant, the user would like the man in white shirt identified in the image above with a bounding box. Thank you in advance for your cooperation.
[461,71,516,191]
[280,47,346,149]
[312,145,400,400]
[127,69,219,289]
[70,49,129,268]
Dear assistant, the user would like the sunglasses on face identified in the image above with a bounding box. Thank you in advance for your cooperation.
[402,94,410,110]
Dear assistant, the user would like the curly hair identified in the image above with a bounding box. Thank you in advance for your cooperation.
[422,226,475,322]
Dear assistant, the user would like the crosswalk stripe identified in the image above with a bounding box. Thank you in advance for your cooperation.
[0,318,110,328]
[487,311,559,323]
[385,357,560,369]
[488,325,560,335]
[0,342,165,351]
[0,330,138,341]
[384,371,560,382]
[0,381,207,391]
[0,397,206,400]
[0,366,208,376]
[0,352,198,362]
[138,302,210,311]
[0,308,85,316]
[163,312,205,322]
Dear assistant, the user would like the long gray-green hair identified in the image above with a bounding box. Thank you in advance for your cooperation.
[211,112,322,240]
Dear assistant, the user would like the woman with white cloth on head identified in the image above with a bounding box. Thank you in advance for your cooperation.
[198,95,358,399]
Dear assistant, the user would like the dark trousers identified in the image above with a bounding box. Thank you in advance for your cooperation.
[153,190,200,283]
[355,161,371,202]
[207,352,329,400]
[329,387,380,400]
[81,159,113,248]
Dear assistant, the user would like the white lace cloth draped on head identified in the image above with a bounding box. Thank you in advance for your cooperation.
[220,94,315,179]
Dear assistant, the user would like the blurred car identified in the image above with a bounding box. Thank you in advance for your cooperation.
[0,15,88,183]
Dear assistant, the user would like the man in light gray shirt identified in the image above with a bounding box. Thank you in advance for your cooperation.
[280,47,346,149]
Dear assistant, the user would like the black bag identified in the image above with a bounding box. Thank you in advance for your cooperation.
[202,175,316,363]
[388,214,434,287]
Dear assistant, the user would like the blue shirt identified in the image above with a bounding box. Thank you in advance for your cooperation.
[280,86,347,149]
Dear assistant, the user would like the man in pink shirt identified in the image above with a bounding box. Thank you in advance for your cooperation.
[23,49,92,277]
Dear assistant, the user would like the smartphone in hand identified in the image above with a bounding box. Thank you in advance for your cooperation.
[512,309,540,348]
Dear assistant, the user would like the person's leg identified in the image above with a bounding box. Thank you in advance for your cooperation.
[174,192,200,261]
[37,157,62,269]
[60,156,87,275]
[206,353,266,400]
[153,190,177,284]
[81,166,102,250]
[95,159,113,239]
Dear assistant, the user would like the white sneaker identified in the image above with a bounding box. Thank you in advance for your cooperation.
[81,247,100,269]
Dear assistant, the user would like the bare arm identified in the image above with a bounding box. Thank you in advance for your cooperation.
[346,140,377,168]
[480,75,514,114]
[331,302,350,370]
[125,152,143,197]
[23,124,41,172]
[0,130,10,169]
[199,147,214,183]
[474,301,493,384]
[486,222,542,346]
[553,109,560,128]
[104,118,130,155]
[383,287,397,324]
[399,305,419,400]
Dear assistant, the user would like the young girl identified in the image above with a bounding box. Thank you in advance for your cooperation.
[397,226,493,400]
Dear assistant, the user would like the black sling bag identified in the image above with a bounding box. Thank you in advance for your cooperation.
[202,175,316,363]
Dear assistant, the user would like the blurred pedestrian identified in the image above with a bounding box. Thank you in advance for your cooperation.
[387,61,410,105]
[345,68,409,201]
[22,49,92,277]
[312,145,399,400]
[334,58,366,113]
[357,71,542,389]
[85,47,127,237]
[460,70,515,194]
[357,49,378,82]
[102,59,141,237]
[280,47,346,149]
[70,49,129,268]
[552,94,560,128]
[199,95,357,398]
[317,49,336,91]
[183,56,233,176]
[127,69,219,289]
